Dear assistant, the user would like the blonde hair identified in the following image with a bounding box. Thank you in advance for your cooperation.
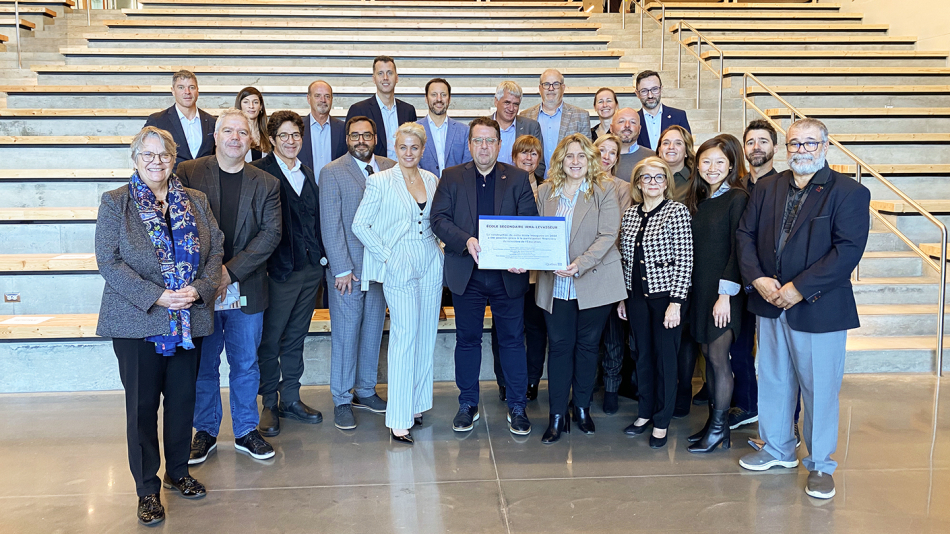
[593,133,623,177]
[630,156,676,204]
[394,121,426,146]
[546,133,607,202]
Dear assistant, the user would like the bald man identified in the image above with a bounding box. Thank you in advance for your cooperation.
[300,80,347,176]
[611,107,655,183]
[519,69,591,175]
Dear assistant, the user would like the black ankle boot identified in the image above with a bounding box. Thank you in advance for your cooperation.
[687,408,731,453]
[541,413,571,444]
[687,403,714,443]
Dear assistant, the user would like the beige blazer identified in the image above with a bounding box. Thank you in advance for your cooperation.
[535,178,627,313]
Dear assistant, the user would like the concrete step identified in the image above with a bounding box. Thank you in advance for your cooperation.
[858,251,924,278]
[0,180,119,208]
[0,222,94,254]
[843,335,948,374]
[853,304,950,337]
[0,273,102,314]
[136,0,586,10]
[852,276,944,305]
[827,143,950,167]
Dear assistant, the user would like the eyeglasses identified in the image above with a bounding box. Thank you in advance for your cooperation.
[540,82,564,90]
[786,141,822,152]
[472,137,499,146]
[348,132,374,141]
[138,152,174,163]
[640,174,667,184]
[276,132,302,141]
[637,87,662,97]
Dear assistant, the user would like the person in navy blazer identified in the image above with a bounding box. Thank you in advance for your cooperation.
[431,117,539,436]
[417,78,472,177]
[635,70,691,150]
[345,56,418,159]
[736,118,870,499]
[144,70,215,171]
[299,80,347,175]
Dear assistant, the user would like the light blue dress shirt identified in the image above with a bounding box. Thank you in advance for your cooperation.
[624,142,642,155]
[642,104,664,151]
[494,113,517,166]
[552,180,589,301]
[427,115,449,173]
[375,94,399,161]
[309,114,333,178]
[537,104,563,176]
[176,106,202,159]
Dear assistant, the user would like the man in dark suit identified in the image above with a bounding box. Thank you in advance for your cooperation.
[144,69,215,171]
[635,70,691,151]
[177,109,283,466]
[345,55,417,160]
[418,78,471,177]
[736,118,870,501]
[250,110,327,438]
[299,80,346,177]
[492,81,545,176]
[431,117,539,436]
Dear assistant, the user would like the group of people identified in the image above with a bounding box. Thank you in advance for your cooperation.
[94,55,871,525]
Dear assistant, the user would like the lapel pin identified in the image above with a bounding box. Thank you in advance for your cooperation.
[816,186,823,192]
[501,175,507,180]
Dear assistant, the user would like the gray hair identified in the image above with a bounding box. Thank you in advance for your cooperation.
[789,117,829,143]
[214,108,250,134]
[494,80,523,100]
[395,122,426,146]
[171,69,197,87]
[130,126,177,164]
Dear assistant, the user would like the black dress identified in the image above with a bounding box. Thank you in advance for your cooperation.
[689,188,748,344]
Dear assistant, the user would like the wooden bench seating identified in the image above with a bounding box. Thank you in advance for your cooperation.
[0,17,36,30]
[0,7,56,17]
[656,11,863,21]
[136,0,581,8]
[870,200,950,214]
[833,133,950,144]
[647,1,842,9]
[746,85,950,96]
[0,169,129,181]
[103,19,600,31]
[58,46,623,60]
[668,22,887,33]
[681,35,918,46]
[921,243,949,260]
[0,253,97,272]
[25,64,629,77]
[120,7,591,20]
[80,32,611,45]
[0,0,74,6]
[0,308,492,339]
[0,34,7,44]
[831,164,950,175]
[0,207,98,222]
[724,66,950,77]
[704,50,947,61]
[769,108,950,118]
[0,136,132,147]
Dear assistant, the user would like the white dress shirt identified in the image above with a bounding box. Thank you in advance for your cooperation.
[642,104,664,151]
[275,155,306,196]
[176,106,203,159]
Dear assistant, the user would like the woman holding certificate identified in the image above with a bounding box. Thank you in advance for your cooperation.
[617,157,693,448]
[352,122,443,445]
[535,133,626,444]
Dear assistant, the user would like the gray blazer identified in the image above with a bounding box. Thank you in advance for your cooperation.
[176,155,282,315]
[95,185,224,339]
[319,154,396,279]
[520,102,592,145]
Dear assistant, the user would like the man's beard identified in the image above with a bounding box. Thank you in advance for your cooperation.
[348,143,373,162]
[642,97,659,110]
[748,151,774,168]
[788,149,826,175]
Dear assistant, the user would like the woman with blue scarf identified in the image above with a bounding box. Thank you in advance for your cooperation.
[96,126,224,526]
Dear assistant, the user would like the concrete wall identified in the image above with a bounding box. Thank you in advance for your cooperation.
[842,0,950,52]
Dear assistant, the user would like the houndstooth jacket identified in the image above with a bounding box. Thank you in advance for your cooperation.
[620,199,693,302]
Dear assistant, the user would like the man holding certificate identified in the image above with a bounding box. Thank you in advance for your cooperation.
[431,117,539,436]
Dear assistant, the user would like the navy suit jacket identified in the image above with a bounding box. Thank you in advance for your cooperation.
[417,116,472,177]
[637,105,691,149]
[299,114,347,174]
[736,163,870,333]
[431,161,539,298]
[345,96,418,158]
[144,105,216,171]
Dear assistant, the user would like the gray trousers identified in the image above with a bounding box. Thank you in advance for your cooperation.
[328,274,387,406]
[758,312,847,474]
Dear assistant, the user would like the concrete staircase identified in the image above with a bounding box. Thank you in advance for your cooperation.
[0,0,947,393]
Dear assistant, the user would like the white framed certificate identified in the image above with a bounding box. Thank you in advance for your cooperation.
[477,216,568,271]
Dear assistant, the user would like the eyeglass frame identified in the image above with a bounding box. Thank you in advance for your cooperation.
[276,132,302,141]
[637,86,662,97]
[540,82,564,90]
[785,141,823,153]
[639,173,667,184]
[471,137,499,146]
[137,151,174,163]
[347,132,375,141]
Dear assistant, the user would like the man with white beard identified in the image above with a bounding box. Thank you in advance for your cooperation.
[735,118,870,501]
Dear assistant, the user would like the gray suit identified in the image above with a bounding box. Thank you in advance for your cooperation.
[95,185,224,339]
[614,145,656,183]
[176,155,282,315]
[319,153,396,406]
[520,103,591,143]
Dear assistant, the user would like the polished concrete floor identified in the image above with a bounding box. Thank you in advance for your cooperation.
[2,375,950,533]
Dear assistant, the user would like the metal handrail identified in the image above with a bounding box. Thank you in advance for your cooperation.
[675,21,723,131]
[626,0,665,70]
[742,72,948,376]
[12,0,21,69]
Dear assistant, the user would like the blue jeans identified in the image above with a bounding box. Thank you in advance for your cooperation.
[194,309,264,439]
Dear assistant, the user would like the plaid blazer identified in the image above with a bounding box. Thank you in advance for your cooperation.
[620,200,693,302]
[519,102,591,143]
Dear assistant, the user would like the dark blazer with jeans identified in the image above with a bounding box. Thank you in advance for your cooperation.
[345,96,418,158]
[177,155,283,315]
[736,163,870,333]
[144,105,216,171]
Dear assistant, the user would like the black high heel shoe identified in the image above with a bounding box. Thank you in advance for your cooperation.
[390,428,414,444]
[413,414,423,427]
[687,409,730,453]
[573,406,595,435]
[650,429,668,449]
[540,413,571,444]
[624,418,651,436]
[687,404,714,443]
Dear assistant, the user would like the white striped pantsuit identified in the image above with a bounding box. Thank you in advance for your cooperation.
[383,234,444,430]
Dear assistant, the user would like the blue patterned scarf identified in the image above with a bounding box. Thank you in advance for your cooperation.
[129,171,201,356]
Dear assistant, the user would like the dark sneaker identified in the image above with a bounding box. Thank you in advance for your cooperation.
[794,422,802,448]
[452,404,480,432]
[728,407,759,429]
[334,404,357,430]
[234,429,275,460]
[507,407,531,435]
[188,431,217,465]
[137,494,164,526]
[353,393,387,414]
[161,474,206,499]
[805,470,836,499]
